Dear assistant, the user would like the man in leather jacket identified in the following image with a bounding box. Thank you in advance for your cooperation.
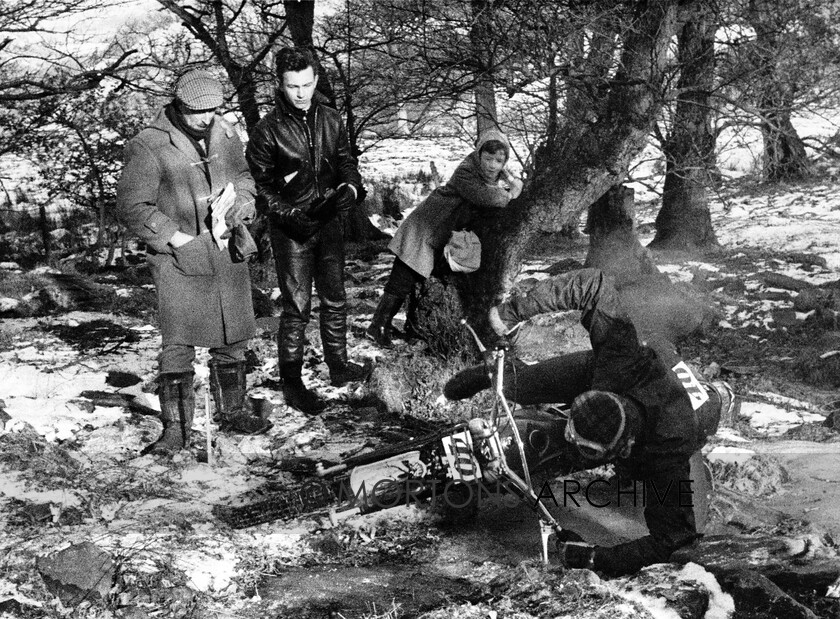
[445,268,733,575]
[247,47,367,414]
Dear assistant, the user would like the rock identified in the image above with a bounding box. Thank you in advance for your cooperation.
[793,288,832,312]
[37,286,75,312]
[671,533,840,584]
[614,562,734,619]
[759,272,814,291]
[106,371,143,388]
[717,569,818,619]
[36,541,115,607]
[0,261,21,270]
[823,411,840,431]
[0,297,21,314]
[117,606,150,619]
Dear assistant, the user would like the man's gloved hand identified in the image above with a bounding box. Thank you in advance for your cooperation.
[556,529,595,569]
[273,208,321,244]
[334,183,357,212]
[224,200,251,229]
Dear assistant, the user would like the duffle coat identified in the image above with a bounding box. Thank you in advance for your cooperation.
[114,108,256,347]
[388,150,513,278]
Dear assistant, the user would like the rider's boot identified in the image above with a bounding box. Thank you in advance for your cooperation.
[147,372,194,456]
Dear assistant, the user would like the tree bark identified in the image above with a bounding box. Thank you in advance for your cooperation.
[476,1,680,305]
[283,0,337,107]
[471,0,498,137]
[748,0,812,183]
[651,1,718,251]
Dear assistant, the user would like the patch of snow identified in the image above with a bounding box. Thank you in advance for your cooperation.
[677,563,735,619]
[0,297,21,312]
[713,428,749,443]
[615,585,682,619]
[173,548,238,593]
[3,397,124,442]
[706,446,756,465]
[740,400,825,436]
[0,471,82,507]
[0,262,22,271]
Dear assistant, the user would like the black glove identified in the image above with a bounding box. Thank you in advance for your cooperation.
[559,542,595,569]
[306,193,340,223]
[555,528,586,544]
[271,208,321,244]
[334,183,357,212]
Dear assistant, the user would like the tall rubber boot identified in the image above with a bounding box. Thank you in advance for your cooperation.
[210,361,273,435]
[280,361,326,415]
[147,372,195,456]
[365,292,404,349]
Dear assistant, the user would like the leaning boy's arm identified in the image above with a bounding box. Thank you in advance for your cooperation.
[449,161,513,209]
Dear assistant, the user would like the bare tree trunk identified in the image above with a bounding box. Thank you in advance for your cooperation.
[760,98,811,182]
[748,0,812,183]
[471,0,498,136]
[284,0,337,107]
[651,1,718,251]
[585,185,662,283]
[414,2,682,351]
[481,1,679,301]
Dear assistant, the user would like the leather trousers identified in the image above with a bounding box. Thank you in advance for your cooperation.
[270,215,348,378]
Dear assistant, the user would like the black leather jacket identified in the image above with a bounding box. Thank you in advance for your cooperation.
[246,94,362,217]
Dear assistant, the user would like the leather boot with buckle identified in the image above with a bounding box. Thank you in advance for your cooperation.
[210,361,273,435]
[146,372,194,456]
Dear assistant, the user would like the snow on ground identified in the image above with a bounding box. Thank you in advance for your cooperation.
[2,129,840,616]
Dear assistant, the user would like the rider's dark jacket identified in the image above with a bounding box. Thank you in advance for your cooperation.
[496,268,702,575]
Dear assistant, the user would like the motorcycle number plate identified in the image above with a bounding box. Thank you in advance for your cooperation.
[441,431,482,482]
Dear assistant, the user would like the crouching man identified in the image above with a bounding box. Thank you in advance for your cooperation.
[114,69,272,456]
[445,268,734,575]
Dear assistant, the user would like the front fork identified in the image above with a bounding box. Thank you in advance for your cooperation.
[468,417,562,564]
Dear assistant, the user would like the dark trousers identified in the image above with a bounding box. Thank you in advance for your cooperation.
[159,340,247,375]
[500,350,595,405]
[270,216,347,376]
[384,257,423,298]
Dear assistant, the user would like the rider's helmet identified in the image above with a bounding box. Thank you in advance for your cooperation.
[565,390,638,461]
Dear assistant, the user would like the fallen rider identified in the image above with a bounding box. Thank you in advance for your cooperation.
[444,268,735,575]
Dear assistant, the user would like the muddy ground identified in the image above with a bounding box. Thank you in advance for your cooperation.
[2,177,840,618]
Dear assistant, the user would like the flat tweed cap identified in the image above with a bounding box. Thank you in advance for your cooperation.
[174,70,223,111]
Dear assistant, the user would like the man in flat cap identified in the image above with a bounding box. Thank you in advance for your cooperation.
[114,68,272,457]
